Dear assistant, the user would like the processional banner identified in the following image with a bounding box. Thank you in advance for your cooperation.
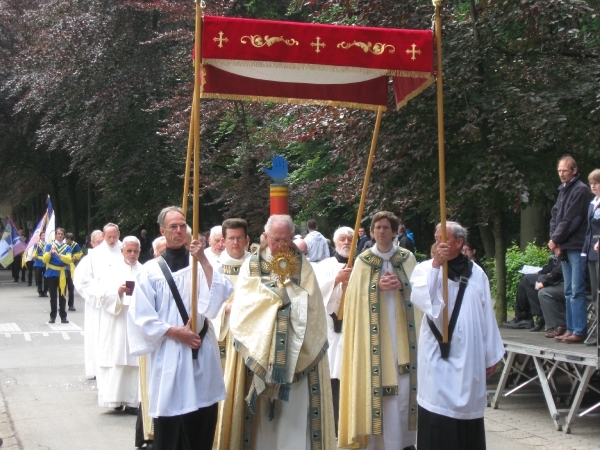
[200,16,434,111]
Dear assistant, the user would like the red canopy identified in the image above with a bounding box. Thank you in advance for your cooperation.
[200,16,434,111]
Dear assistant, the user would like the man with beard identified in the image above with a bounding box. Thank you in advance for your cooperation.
[42,228,72,324]
[95,236,141,413]
[410,222,504,450]
[210,218,251,371]
[32,231,48,297]
[216,214,336,450]
[314,226,354,436]
[205,225,225,267]
[128,206,233,450]
[339,211,421,450]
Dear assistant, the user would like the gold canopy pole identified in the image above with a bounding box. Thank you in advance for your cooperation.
[190,0,203,334]
[433,0,449,343]
[337,105,385,321]
[182,112,194,214]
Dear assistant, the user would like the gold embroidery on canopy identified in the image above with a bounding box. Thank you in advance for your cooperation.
[241,35,299,48]
[337,41,395,55]
[406,43,421,60]
[311,37,325,53]
[213,31,229,48]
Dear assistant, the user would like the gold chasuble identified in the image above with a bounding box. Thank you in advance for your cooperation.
[216,246,336,450]
[339,247,421,449]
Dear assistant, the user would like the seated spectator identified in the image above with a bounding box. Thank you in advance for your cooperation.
[503,256,561,331]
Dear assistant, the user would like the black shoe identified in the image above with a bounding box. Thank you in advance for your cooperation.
[41,292,48,297]
[124,406,139,415]
[585,340,597,347]
[61,320,69,324]
[504,319,534,329]
[530,317,546,332]
[68,307,76,311]
[114,405,124,411]
[49,319,55,324]
[27,283,32,286]
[502,317,518,327]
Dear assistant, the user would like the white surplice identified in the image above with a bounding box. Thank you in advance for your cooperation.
[73,241,123,379]
[410,259,505,420]
[127,258,234,418]
[95,259,141,408]
[315,256,344,379]
[204,247,221,268]
[367,246,416,450]
[209,250,250,341]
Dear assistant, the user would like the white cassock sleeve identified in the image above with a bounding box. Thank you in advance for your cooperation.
[199,268,233,320]
[410,259,444,320]
[73,255,94,304]
[315,259,343,315]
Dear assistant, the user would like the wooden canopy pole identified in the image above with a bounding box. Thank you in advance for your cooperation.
[337,105,385,321]
[182,109,194,214]
[190,0,203,334]
[433,0,449,343]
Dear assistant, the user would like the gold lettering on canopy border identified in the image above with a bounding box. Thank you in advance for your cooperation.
[337,41,395,55]
[241,35,299,48]
[213,31,229,48]
[406,43,422,60]
[311,37,325,53]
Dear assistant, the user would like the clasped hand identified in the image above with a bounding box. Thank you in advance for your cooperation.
[379,271,402,291]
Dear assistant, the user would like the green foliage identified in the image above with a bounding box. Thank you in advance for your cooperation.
[488,243,552,310]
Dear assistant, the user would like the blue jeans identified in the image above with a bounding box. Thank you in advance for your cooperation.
[562,250,588,336]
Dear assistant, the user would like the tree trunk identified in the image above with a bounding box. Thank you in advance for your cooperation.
[492,211,507,324]
[478,221,495,261]
[51,178,62,229]
[66,173,79,239]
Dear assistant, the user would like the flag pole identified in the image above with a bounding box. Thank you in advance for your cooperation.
[337,105,385,321]
[190,0,203,334]
[433,0,449,343]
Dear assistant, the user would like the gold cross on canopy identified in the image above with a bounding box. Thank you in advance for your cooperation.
[213,31,229,48]
[406,43,422,60]
[311,37,325,53]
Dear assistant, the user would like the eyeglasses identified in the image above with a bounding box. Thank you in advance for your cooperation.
[267,236,289,245]
[590,182,600,186]
[166,223,187,231]
[226,236,246,242]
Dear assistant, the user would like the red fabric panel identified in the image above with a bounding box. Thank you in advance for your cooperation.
[202,65,389,108]
[203,16,433,74]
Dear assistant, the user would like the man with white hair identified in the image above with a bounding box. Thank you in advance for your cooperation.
[95,236,141,413]
[216,214,336,450]
[315,226,354,436]
[151,236,167,258]
[204,225,225,266]
[410,221,503,450]
[74,224,122,379]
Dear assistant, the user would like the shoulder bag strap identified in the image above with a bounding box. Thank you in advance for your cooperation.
[427,261,473,359]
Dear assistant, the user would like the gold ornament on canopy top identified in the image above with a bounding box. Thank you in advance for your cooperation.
[268,246,299,287]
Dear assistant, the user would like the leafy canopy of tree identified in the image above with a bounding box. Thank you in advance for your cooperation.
[0,0,598,322]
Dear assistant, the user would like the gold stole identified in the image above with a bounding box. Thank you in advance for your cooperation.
[338,248,421,449]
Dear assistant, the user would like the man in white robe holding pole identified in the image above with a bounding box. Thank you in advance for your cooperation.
[128,206,233,450]
[410,221,504,450]
[314,226,354,437]
[95,236,141,412]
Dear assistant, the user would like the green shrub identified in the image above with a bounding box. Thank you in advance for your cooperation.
[488,243,551,311]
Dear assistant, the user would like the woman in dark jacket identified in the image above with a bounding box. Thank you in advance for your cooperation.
[582,169,600,336]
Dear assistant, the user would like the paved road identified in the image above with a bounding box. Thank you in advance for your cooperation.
[0,268,599,449]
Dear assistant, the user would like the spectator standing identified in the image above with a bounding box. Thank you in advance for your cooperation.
[549,156,592,344]
[304,219,330,262]
[356,226,369,253]
[397,221,415,253]
[581,168,600,345]
[139,229,152,263]
[12,229,27,282]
